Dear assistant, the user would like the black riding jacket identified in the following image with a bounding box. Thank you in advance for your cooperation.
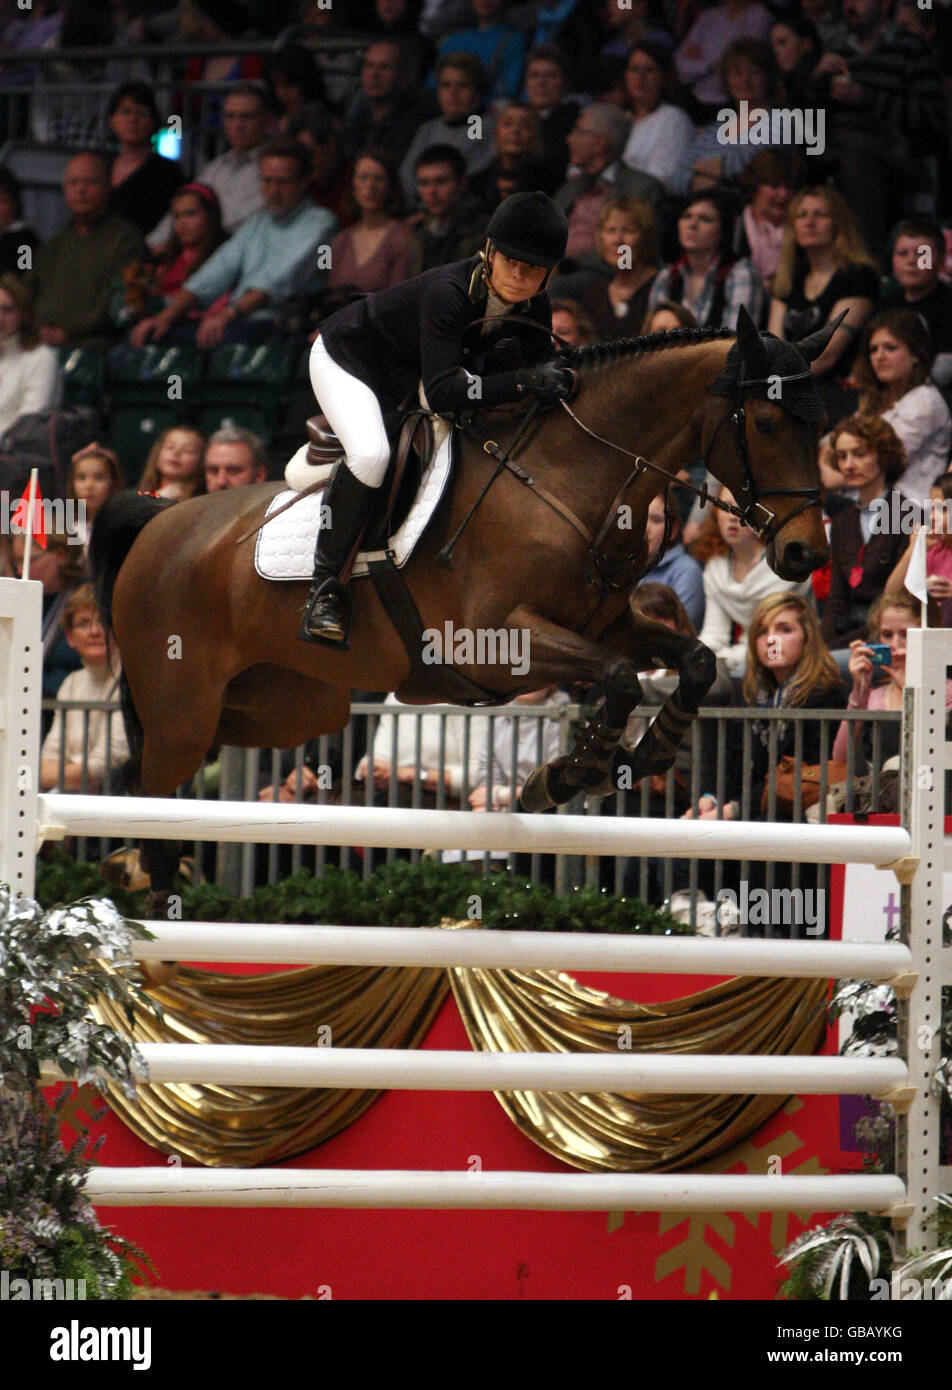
[319,255,555,417]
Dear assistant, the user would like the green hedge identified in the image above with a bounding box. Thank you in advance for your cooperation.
[35,852,686,936]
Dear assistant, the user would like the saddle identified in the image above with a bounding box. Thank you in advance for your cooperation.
[304,409,436,547]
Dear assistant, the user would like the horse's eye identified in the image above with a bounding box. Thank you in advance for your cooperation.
[753,415,777,436]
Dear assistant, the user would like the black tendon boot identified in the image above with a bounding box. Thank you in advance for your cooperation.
[299,462,379,646]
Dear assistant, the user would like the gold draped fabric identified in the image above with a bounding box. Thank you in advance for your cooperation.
[92,925,828,1171]
[93,964,449,1166]
[447,966,829,1172]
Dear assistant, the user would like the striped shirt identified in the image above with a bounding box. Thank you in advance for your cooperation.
[647,255,764,330]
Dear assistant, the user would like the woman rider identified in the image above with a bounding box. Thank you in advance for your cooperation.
[301,189,572,645]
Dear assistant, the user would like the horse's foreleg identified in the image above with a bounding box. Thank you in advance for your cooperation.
[604,615,717,787]
[502,611,643,812]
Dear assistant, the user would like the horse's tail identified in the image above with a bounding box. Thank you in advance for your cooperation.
[89,489,171,792]
[89,490,170,641]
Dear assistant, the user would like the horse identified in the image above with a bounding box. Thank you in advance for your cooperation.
[91,308,834,916]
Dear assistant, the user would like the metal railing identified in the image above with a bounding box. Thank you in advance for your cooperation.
[40,697,903,936]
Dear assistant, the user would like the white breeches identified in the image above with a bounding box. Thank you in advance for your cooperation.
[309,335,391,487]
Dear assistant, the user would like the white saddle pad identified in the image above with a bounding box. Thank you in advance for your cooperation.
[255,428,453,581]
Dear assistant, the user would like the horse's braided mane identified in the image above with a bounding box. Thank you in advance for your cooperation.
[557,325,735,370]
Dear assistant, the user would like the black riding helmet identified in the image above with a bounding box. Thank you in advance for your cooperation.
[485,191,568,268]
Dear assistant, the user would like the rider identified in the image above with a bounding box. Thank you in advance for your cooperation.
[300,189,572,645]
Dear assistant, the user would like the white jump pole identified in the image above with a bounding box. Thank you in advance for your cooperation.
[84,1168,907,1213]
[132,920,914,980]
[39,1043,911,1097]
[36,792,912,865]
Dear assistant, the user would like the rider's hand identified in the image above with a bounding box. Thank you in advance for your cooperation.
[516,363,574,403]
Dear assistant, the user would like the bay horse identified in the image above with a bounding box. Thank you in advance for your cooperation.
[91,308,834,914]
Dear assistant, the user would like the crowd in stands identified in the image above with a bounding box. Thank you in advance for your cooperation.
[3,0,951,917]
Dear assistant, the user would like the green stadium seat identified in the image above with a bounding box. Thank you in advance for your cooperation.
[58,347,105,407]
[105,407,180,480]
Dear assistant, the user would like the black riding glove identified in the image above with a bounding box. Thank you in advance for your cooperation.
[515,363,574,402]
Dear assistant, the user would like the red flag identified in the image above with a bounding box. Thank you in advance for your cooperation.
[18,478,46,549]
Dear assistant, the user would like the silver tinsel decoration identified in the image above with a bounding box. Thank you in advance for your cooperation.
[0,888,155,1095]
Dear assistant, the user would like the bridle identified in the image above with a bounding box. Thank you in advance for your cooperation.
[700,362,824,545]
[555,360,824,570]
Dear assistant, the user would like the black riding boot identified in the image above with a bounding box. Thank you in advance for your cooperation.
[299,462,378,647]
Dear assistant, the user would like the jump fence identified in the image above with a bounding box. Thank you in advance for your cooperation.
[0,577,945,1264]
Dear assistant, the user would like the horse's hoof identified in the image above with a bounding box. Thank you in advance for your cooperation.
[519,767,555,813]
[136,959,180,990]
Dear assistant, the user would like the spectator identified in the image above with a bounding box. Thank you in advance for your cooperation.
[640,493,705,630]
[468,103,555,212]
[719,591,845,824]
[263,43,329,133]
[768,13,821,106]
[620,41,694,193]
[600,0,674,59]
[138,425,206,501]
[882,220,952,389]
[287,104,353,227]
[819,415,909,654]
[801,0,849,50]
[646,190,764,330]
[434,0,526,102]
[851,308,952,505]
[0,166,39,275]
[204,426,269,491]
[444,686,567,876]
[329,150,420,297]
[767,186,879,418]
[522,44,582,191]
[135,139,338,349]
[887,475,952,628]
[676,39,784,196]
[0,272,62,437]
[39,584,130,793]
[734,150,802,295]
[555,196,659,340]
[550,297,595,347]
[816,0,947,254]
[176,0,262,91]
[695,484,809,677]
[411,145,486,271]
[367,0,435,89]
[400,53,496,199]
[643,299,697,333]
[67,442,123,551]
[33,151,146,348]
[147,84,270,249]
[342,691,471,810]
[555,102,664,264]
[529,0,604,92]
[675,0,772,118]
[339,40,430,167]
[106,82,183,236]
[11,528,85,698]
[127,183,227,341]
[832,592,936,768]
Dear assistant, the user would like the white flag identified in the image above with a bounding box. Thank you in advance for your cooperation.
[906,524,929,626]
